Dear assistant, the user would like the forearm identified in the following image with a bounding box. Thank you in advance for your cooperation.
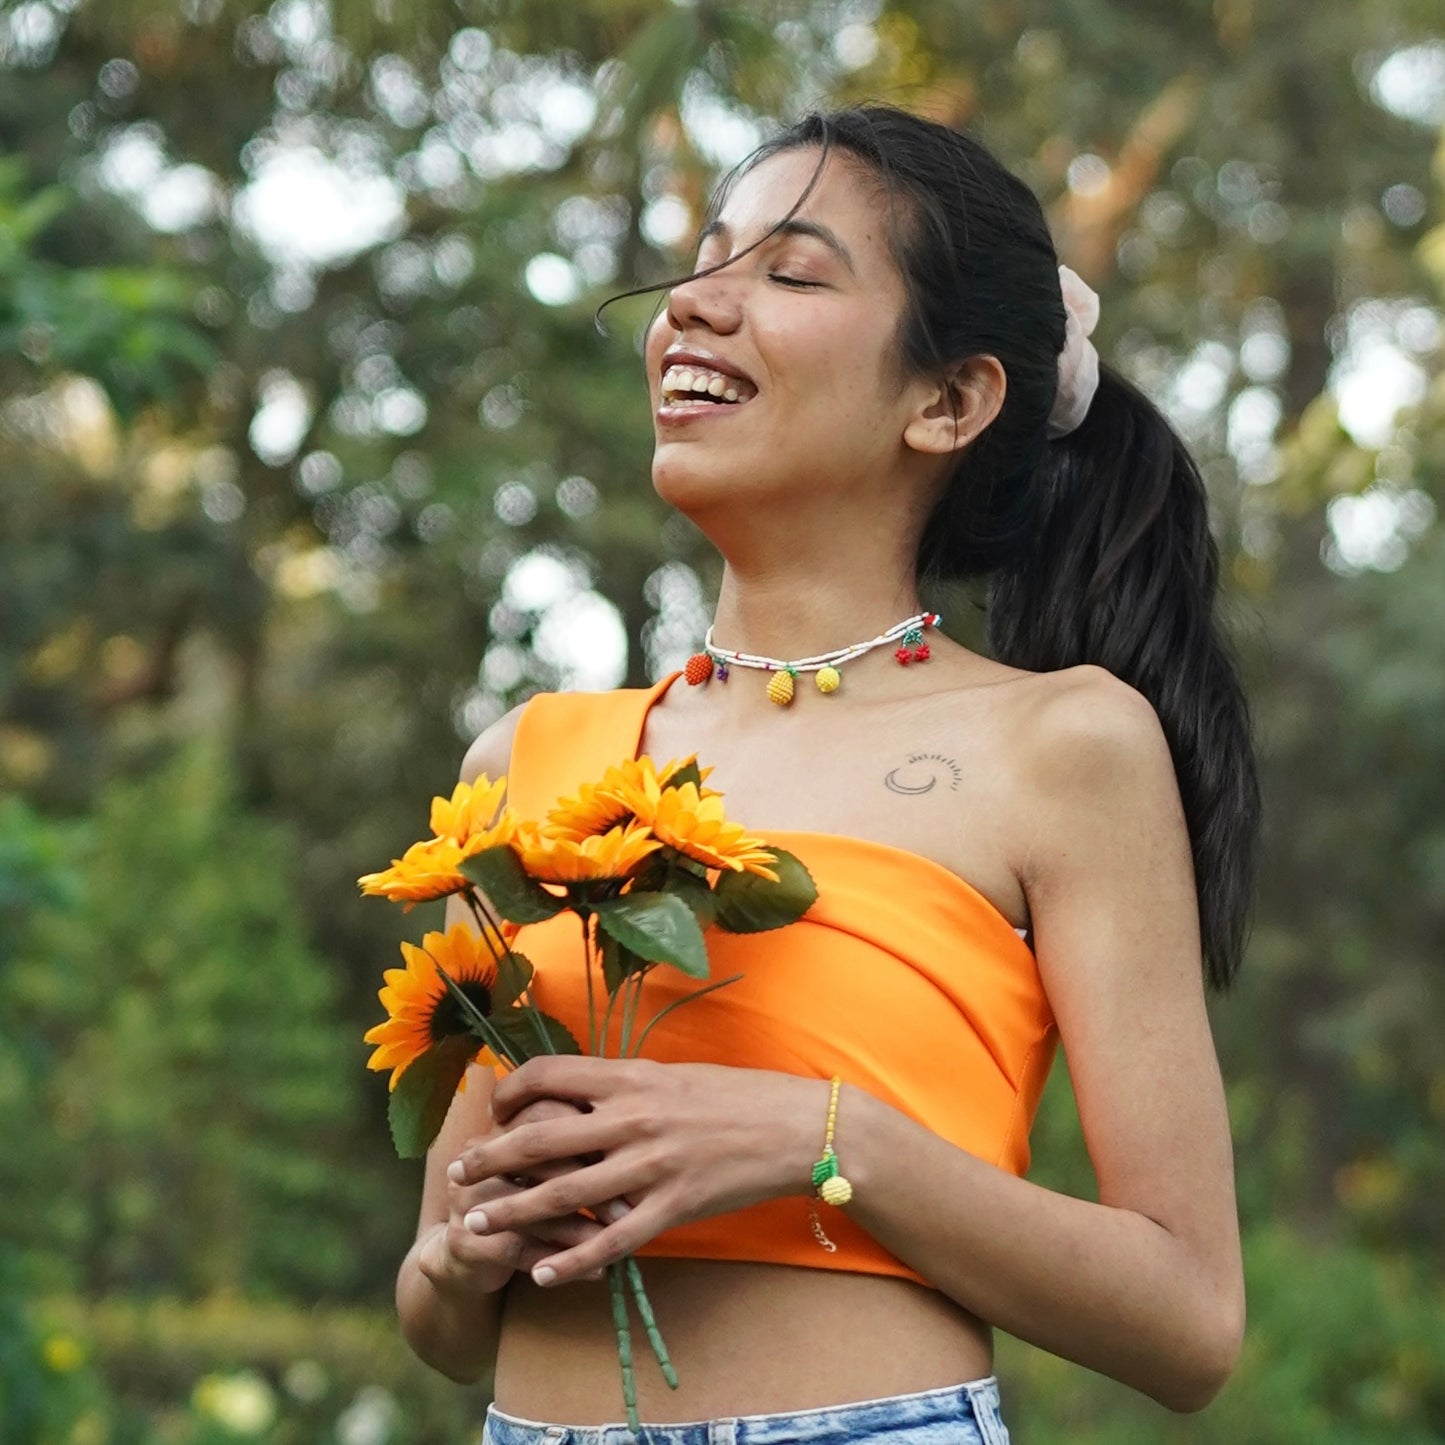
[839,1087,1243,1411]
[395,1225,508,1385]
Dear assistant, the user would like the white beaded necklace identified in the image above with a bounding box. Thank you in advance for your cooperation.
[684,610,941,707]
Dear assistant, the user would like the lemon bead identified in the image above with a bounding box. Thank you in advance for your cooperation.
[766,669,796,706]
[820,1175,853,1206]
[815,665,840,694]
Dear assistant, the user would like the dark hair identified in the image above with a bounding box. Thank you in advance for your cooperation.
[610,103,1261,989]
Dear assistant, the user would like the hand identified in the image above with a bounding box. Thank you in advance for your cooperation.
[419,1096,613,1296]
[447,1057,824,1287]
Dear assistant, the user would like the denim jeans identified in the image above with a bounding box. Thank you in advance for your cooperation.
[482,1377,1011,1445]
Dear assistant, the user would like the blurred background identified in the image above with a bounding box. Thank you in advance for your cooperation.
[2,1,1443,1441]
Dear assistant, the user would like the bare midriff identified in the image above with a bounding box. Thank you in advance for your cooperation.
[492,1258,993,1423]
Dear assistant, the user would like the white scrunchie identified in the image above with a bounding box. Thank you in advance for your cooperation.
[1047,263,1101,438]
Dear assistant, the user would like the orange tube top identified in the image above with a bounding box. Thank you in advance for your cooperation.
[502,671,1057,1287]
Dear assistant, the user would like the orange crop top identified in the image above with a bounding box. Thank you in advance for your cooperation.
[503,671,1058,1287]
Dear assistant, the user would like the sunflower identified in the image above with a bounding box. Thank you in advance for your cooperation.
[359,782,518,907]
[429,774,510,847]
[513,817,663,883]
[565,755,719,834]
[650,782,779,880]
[364,921,506,1090]
[358,836,471,907]
[543,776,633,843]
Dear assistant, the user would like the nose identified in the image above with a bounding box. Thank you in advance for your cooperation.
[662,263,742,336]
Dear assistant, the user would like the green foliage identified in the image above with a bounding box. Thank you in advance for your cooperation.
[462,847,566,924]
[593,890,710,975]
[712,849,818,932]
[3,747,367,1297]
[0,1263,136,1445]
[0,158,218,420]
[34,1292,490,1445]
[387,1034,479,1161]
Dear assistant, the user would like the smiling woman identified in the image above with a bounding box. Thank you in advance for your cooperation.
[391,103,1261,1445]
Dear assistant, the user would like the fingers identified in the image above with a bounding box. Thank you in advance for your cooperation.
[489,1056,648,1125]
[460,1158,642,1239]
[449,1109,629,1188]
[525,1198,665,1288]
[513,1235,606,1282]
[420,1177,611,1295]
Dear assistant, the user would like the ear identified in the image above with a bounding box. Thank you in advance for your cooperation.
[901,355,1007,457]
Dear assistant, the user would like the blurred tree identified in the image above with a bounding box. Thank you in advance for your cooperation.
[4,747,366,1297]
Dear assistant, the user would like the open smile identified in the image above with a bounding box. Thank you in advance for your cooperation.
[656,350,759,422]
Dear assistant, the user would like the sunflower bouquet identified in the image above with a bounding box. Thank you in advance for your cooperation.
[359,754,816,1430]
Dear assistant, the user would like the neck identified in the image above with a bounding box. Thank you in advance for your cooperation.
[709,565,925,663]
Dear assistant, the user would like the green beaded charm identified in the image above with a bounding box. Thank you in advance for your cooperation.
[811,1151,839,1189]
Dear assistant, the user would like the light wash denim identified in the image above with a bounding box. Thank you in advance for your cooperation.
[482,1377,1010,1445]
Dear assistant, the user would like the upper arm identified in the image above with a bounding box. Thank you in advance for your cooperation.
[1018,668,1240,1293]
[415,702,529,1238]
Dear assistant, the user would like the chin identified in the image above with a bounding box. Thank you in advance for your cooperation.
[650,452,750,515]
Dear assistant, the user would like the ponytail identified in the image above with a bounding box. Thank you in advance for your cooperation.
[987,363,1261,988]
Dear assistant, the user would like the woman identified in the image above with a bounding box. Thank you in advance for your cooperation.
[394,104,1260,1443]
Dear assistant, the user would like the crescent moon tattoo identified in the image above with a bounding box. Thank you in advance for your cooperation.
[884,753,963,795]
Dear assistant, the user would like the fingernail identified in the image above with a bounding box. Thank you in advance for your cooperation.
[601,1200,632,1223]
[464,1209,489,1233]
[532,1264,557,1286]
[447,1160,465,1183]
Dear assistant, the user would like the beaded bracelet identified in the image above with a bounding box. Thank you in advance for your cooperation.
[808,1076,854,1252]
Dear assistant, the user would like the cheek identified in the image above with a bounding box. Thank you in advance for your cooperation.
[643,313,672,376]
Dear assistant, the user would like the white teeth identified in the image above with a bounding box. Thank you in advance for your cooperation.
[660,362,753,403]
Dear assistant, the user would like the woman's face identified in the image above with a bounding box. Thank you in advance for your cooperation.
[644,147,931,522]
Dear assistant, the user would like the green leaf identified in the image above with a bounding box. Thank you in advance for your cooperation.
[387,1036,476,1159]
[487,1007,582,1062]
[600,931,649,995]
[662,759,704,791]
[664,868,718,929]
[460,846,565,924]
[712,849,817,933]
[494,950,534,1010]
[594,892,709,978]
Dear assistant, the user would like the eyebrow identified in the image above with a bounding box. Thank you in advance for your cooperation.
[696,217,857,275]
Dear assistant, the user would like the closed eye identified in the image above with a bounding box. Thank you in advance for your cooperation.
[769,274,822,289]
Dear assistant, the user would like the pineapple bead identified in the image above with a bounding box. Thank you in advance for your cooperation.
[766,668,796,706]
[815,665,841,694]
[819,1175,854,1206]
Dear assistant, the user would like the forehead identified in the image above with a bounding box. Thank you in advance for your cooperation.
[708,147,894,271]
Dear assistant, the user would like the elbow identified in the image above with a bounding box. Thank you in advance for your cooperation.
[1152,1289,1245,1413]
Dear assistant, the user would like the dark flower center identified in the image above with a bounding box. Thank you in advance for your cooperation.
[429,979,493,1041]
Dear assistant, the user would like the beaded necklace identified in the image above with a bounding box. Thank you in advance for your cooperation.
[684,610,940,706]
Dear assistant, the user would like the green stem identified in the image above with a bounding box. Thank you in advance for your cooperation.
[608,1261,640,1433]
[462,890,507,961]
[629,974,744,1059]
[617,968,648,1059]
[464,889,554,1059]
[581,910,598,1056]
[624,1256,678,1389]
[601,964,624,1059]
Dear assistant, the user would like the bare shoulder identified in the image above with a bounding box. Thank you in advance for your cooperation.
[1004,663,1175,794]
[459,700,530,785]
